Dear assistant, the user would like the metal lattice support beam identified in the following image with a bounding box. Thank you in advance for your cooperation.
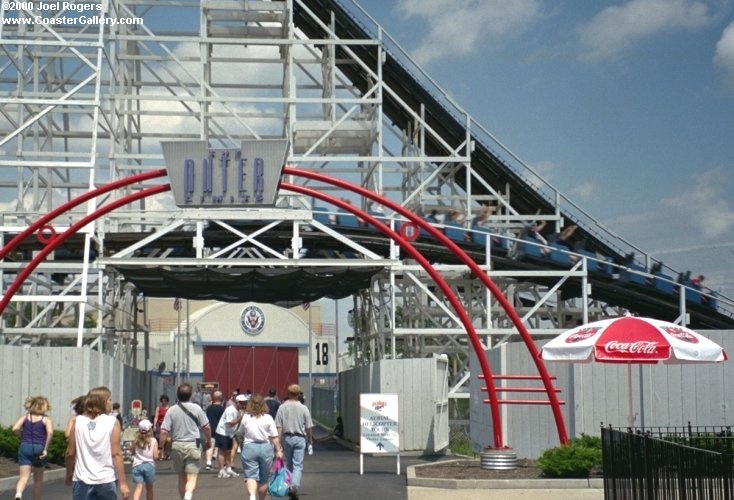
[1,0,726,391]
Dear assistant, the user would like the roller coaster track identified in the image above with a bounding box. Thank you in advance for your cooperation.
[290,0,734,328]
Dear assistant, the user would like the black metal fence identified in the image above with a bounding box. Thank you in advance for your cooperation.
[602,425,734,499]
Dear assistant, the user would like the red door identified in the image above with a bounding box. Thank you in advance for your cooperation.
[203,345,299,398]
[202,346,231,394]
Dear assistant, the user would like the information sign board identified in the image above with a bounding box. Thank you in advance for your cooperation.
[360,393,399,453]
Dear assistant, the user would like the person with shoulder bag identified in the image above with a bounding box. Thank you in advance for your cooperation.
[158,383,211,500]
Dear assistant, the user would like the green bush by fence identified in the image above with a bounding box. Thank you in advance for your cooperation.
[0,425,67,466]
[537,434,602,478]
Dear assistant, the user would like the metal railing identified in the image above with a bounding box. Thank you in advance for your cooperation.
[602,425,734,499]
[330,0,734,321]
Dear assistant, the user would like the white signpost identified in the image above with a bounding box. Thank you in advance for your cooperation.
[359,393,400,475]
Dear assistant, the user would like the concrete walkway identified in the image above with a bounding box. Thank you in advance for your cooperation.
[1,438,604,500]
[408,487,604,500]
[0,443,436,500]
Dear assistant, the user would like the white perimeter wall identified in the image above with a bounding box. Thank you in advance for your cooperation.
[0,346,146,431]
[339,357,449,452]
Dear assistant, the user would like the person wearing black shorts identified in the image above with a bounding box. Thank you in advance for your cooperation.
[205,391,226,471]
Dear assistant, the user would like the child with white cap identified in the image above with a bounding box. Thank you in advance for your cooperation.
[130,419,159,500]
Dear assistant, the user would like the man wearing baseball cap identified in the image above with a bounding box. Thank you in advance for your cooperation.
[275,384,314,500]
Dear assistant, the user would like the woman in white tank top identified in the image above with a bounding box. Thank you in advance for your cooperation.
[65,386,130,500]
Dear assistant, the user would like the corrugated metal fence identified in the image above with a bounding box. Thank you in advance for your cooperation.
[335,357,449,452]
[0,346,147,430]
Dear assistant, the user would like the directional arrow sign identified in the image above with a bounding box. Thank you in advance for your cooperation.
[360,394,399,454]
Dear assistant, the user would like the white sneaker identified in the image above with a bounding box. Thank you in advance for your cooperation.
[217,469,228,479]
[227,470,239,478]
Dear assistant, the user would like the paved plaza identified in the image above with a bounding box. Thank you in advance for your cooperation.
[0,437,440,500]
[0,435,604,500]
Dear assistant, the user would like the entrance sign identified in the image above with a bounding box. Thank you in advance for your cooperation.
[161,139,288,208]
[359,393,400,475]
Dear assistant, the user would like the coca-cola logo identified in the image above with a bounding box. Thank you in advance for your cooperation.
[604,341,659,355]
[661,326,699,344]
[565,327,601,343]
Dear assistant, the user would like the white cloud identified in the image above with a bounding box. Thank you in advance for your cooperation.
[602,166,734,297]
[518,159,559,193]
[661,168,734,240]
[579,0,710,61]
[714,22,734,80]
[569,180,599,201]
[396,0,543,64]
[0,199,17,212]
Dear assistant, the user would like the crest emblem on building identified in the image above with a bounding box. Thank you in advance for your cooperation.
[240,305,265,336]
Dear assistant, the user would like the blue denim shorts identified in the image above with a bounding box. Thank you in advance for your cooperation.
[241,441,274,484]
[72,480,118,500]
[132,462,156,484]
[17,442,46,468]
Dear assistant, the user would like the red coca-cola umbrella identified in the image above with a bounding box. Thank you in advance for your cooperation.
[540,315,727,425]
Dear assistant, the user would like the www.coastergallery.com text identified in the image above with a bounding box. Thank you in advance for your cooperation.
[2,2,143,26]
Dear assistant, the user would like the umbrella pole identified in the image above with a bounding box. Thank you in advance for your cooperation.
[627,362,635,427]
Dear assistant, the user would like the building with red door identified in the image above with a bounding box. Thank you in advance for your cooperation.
[143,300,339,403]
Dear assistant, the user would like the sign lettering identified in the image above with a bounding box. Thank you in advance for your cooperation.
[162,139,288,208]
[360,393,399,454]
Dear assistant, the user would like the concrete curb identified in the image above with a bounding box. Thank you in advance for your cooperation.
[406,459,604,490]
[0,468,66,493]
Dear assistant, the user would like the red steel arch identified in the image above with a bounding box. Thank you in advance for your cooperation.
[0,184,171,320]
[0,168,569,449]
[0,169,168,261]
[283,167,569,447]
[282,182,507,447]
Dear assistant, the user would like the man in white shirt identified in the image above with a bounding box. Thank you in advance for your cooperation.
[214,394,246,478]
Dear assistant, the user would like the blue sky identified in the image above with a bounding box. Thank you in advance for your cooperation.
[356,0,734,302]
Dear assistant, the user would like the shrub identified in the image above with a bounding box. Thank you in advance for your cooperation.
[537,433,602,478]
[0,425,67,466]
[0,426,20,459]
[47,430,68,465]
[571,433,601,450]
